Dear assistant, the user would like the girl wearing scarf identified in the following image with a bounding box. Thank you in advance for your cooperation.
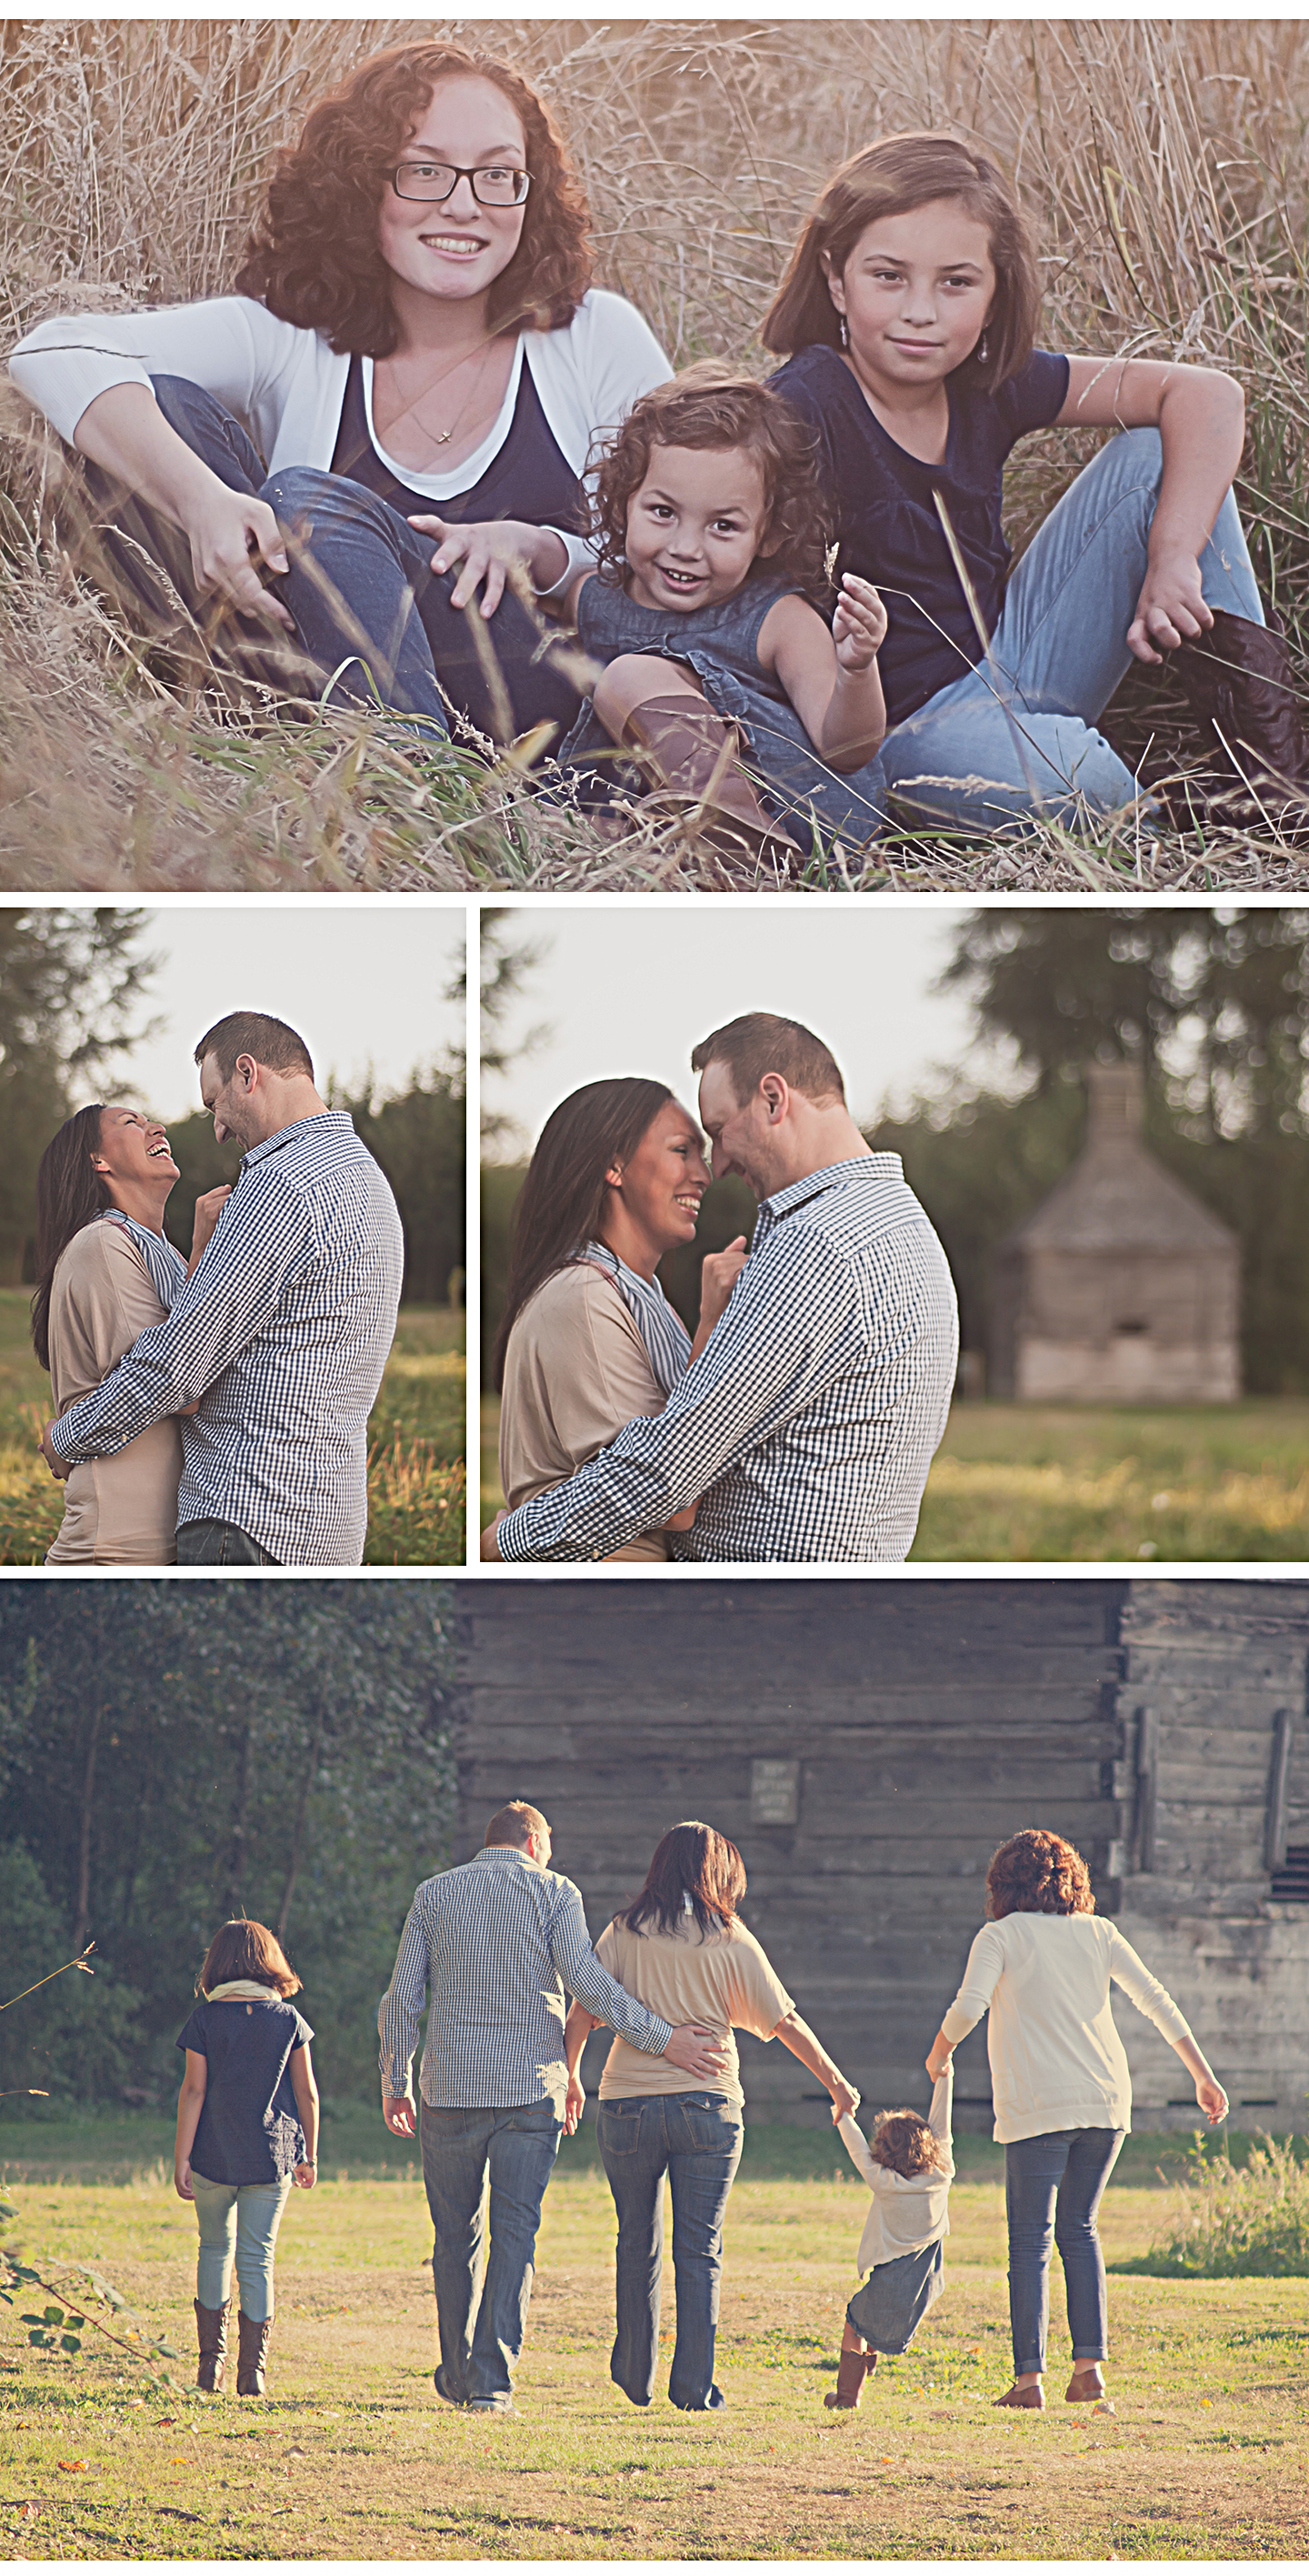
[175,1920,318,2398]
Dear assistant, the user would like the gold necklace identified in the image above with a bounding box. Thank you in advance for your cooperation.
[387,337,498,453]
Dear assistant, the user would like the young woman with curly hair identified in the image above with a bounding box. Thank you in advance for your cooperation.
[481,366,889,856]
[10,43,669,748]
[925,1829,1227,2412]
[764,132,1308,832]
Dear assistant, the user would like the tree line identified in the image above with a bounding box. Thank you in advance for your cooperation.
[0,1587,455,2109]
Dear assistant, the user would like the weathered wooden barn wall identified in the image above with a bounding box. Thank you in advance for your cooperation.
[1112,1582,1309,2128]
[457,1579,1309,2130]
[457,1581,1127,2124]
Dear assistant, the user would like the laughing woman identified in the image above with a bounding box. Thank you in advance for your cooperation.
[32,1105,224,1565]
[9,41,669,750]
[490,1079,744,1564]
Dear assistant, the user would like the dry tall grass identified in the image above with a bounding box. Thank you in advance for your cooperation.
[5,17,1309,892]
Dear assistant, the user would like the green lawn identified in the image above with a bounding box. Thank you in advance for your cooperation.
[480,1391,1309,1561]
[3,2110,1306,2560]
[0,1290,465,1569]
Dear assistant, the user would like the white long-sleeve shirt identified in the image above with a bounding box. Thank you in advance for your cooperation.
[9,287,670,585]
[837,2065,954,2274]
[941,1912,1194,2145]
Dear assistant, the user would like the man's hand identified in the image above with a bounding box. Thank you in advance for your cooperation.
[1126,548,1212,664]
[480,1512,506,1561]
[383,2096,417,2136]
[663,2023,730,2080]
[189,1184,234,1274]
[697,1238,748,1338]
[564,2072,586,2137]
[39,1419,71,1481]
[294,2159,318,2189]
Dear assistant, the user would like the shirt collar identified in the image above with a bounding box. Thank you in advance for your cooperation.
[240,1109,354,1174]
[758,1152,902,1222]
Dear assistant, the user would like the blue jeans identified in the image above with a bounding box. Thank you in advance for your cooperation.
[1004,2127,1125,2375]
[420,2099,563,2410]
[190,2171,292,2322]
[875,427,1264,830]
[85,376,585,749]
[597,2091,744,2411]
[175,1518,280,1567]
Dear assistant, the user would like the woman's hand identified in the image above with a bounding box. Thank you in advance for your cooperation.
[564,2072,586,2138]
[294,2159,318,2190]
[1195,2073,1229,2126]
[408,516,566,617]
[829,2076,861,2122]
[188,1183,234,1274]
[175,2160,194,2202]
[925,2031,953,2081]
[1126,549,1212,664]
[480,1512,506,1561]
[185,485,294,629]
[833,573,888,672]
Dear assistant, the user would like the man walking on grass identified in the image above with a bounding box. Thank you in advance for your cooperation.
[42,1010,402,1566]
[379,1800,725,2420]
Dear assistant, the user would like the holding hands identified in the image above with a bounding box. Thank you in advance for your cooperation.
[833,572,888,672]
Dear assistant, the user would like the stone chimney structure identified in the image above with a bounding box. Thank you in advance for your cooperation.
[990,1062,1241,1401]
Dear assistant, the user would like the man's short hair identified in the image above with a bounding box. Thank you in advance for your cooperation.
[690,1012,845,1108]
[194,1012,315,1086]
[484,1800,549,1849]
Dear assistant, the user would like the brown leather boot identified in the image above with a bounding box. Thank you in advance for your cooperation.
[620,695,801,865]
[824,2348,874,2410]
[235,2310,273,2397]
[1171,608,1309,827]
[195,2299,229,2393]
[994,2381,1044,2409]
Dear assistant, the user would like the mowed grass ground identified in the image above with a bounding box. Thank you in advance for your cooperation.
[0,1289,465,1568]
[2,2111,1306,2561]
[479,1392,1309,1561]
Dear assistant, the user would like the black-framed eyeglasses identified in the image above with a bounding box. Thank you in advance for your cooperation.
[389,159,531,207]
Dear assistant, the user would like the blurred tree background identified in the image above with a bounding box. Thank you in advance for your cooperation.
[0,907,465,1308]
[480,907,1309,1395]
[0,1585,455,2112]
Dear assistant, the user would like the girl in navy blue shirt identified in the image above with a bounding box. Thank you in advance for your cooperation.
[764,131,1305,836]
[175,1919,317,2399]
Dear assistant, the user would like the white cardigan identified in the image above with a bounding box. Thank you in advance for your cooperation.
[9,286,670,583]
[941,1912,1194,2145]
[838,2063,954,2275]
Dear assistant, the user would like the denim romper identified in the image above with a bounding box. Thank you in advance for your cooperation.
[557,572,886,845]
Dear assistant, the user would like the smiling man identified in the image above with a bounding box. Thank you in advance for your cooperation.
[488,1011,958,1563]
[42,1011,403,1567]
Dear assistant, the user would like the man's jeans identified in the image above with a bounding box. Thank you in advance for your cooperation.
[190,2170,293,2323]
[420,2100,563,2409]
[597,2091,744,2411]
[875,427,1264,831]
[1004,2126,1125,2375]
[84,375,585,749]
[176,1518,280,1568]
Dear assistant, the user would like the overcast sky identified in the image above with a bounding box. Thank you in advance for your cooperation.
[105,906,465,1119]
[484,901,1022,1152]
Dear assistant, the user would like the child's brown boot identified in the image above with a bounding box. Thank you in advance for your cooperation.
[236,2311,273,2397]
[824,2350,874,2411]
[620,697,801,866]
[194,2299,229,2392]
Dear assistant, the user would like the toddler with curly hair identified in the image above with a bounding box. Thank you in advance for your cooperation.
[824,2060,954,2410]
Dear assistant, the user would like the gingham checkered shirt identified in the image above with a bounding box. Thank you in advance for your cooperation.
[496,1153,958,1563]
[378,1848,674,2111]
[49,1112,403,1566]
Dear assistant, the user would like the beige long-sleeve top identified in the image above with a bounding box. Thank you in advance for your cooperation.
[593,1913,794,2107]
[45,1221,183,1565]
[941,1912,1195,2144]
[498,1264,672,1562]
[837,2065,954,2272]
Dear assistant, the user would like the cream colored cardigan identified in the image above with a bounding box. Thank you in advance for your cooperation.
[941,1912,1194,2145]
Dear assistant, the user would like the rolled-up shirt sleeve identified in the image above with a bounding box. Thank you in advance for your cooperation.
[49,1171,311,1463]
[940,1923,1006,2046]
[548,1887,673,2056]
[1106,1926,1194,2047]
[377,1903,430,2102]
[498,1226,865,1562]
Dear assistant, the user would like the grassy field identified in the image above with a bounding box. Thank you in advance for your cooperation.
[0,1289,465,1569]
[2,2111,1307,2561]
[7,18,1309,893]
[480,1391,1309,1560]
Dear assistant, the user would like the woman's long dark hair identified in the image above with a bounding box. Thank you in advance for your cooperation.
[619,1821,747,1939]
[31,1105,110,1372]
[493,1077,674,1390]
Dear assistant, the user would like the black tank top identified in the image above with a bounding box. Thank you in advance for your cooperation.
[329,350,586,531]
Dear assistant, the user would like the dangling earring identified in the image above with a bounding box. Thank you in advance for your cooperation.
[838,315,849,350]
[976,328,989,365]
